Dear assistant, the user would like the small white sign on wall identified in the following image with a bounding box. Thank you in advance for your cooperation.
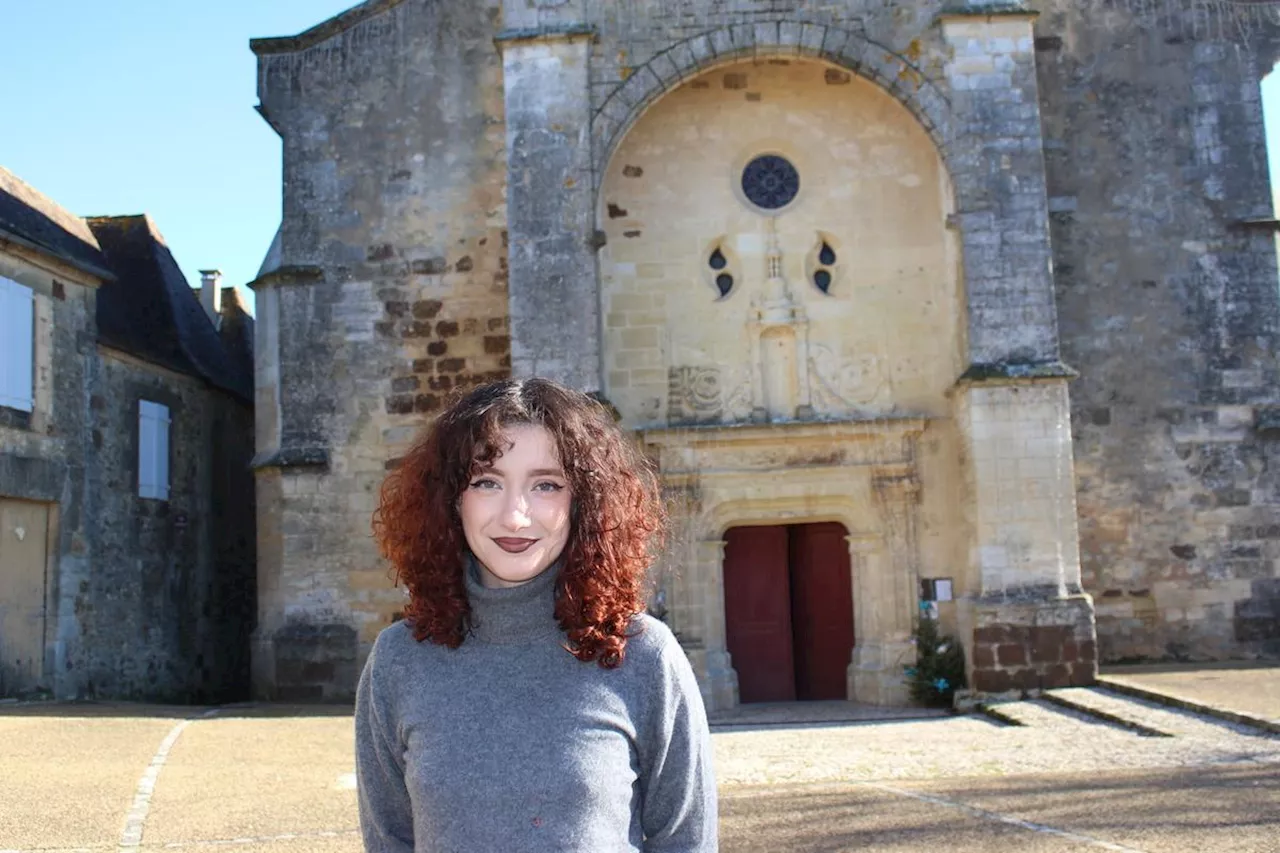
[934,578,954,602]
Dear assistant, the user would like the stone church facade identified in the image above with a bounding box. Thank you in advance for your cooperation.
[248,0,1280,707]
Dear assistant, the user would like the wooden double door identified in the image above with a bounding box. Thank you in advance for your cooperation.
[724,522,855,703]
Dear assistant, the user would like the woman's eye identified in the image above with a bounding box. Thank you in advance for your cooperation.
[534,481,564,493]
[470,478,499,490]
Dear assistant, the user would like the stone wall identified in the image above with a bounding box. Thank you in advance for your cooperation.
[0,245,97,699]
[1037,0,1280,661]
[248,0,1280,704]
[251,0,510,699]
[87,348,255,702]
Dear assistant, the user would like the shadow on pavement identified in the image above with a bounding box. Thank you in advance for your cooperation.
[0,700,355,719]
[722,763,1280,853]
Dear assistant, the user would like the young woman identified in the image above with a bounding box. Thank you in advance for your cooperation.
[358,377,718,852]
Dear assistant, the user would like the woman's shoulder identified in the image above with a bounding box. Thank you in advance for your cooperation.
[367,619,421,668]
[625,613,684,667]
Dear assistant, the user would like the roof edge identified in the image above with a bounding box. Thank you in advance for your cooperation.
[250,0,409,55]
[0,227,116,283]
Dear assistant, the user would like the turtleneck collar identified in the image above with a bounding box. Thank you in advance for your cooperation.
[464,555,563,645]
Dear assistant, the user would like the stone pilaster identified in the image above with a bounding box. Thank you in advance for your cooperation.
[849,536,909,706]
[849,474,922,706]
[955,378,1098,693]
[498,10,600,391]
[939,5,1059,366]
[695,537,738,712]
[941,3,1098,695]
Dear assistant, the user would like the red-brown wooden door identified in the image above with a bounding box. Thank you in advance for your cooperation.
[789,522,855,700]
[723,525,796,703]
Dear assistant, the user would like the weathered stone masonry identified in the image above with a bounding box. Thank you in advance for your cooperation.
[1,179,256,702]
[250,0,511,700]
[1038,0,1280,663]
[250,0,1280,705]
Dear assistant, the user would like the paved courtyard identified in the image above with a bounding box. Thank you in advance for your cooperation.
[2,677,1278,853]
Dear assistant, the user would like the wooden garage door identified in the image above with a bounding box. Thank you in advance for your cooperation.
[0,499,50,696]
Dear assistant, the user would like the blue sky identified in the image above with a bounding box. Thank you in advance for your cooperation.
[3,4,1280,318]
[1,1,355,315]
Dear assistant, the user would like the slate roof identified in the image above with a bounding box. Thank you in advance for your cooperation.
[88,215,253,403]
[0,166,114,280]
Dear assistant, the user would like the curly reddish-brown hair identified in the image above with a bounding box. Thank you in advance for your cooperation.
[373,377,666,667]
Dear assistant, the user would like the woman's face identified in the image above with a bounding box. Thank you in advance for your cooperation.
[459,423,572,588]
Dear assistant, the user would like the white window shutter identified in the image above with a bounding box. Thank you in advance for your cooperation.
[139,403,157,498]
[0,277,35,413]
[138,401,171,500]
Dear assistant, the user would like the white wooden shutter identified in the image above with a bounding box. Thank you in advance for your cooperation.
[0,277,35,413]
[138,401,171,500]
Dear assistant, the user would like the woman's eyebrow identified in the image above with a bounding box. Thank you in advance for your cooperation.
[474,466,564,477]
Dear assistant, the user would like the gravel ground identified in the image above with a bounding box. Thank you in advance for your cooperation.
[712,695,1280,786]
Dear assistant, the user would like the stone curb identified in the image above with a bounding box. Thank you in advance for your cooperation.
[1039,690,1173,738]
[1096,676,1280,736]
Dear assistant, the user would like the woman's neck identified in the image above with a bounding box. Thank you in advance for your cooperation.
[464,556,561,644]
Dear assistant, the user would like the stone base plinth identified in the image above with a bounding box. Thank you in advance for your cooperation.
[969,593,1098,694]
[850,640,914,706]
[689,648,739,712]
[251,622,358,702]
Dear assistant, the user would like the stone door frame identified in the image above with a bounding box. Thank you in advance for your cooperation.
[641,418,927,710]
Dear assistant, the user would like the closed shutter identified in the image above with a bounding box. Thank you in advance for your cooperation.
[0,277,35,412]
[138,401,171,500]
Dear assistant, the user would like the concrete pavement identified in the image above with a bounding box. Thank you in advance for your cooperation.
[1,684,1277,853]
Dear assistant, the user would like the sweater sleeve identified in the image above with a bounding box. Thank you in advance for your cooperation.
[639,637,719,852]
[355,635,416,852]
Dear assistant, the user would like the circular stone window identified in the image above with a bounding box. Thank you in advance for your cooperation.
[741,154,800,211]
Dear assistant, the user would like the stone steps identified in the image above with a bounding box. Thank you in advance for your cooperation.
[1041,688,1173,737]
[1051,686,1277,739]
[978,698,1144,734]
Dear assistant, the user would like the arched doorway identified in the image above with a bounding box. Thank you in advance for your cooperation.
[723,521,854,703]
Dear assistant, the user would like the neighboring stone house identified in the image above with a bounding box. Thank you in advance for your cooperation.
[248,0,1280,708]
[0,168,256,701]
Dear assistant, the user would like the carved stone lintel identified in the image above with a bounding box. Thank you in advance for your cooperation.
[872,472,922,505]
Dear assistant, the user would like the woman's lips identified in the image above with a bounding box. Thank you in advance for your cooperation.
[493,537,537,554]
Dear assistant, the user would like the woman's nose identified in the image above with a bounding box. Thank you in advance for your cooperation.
[501,492,532,528]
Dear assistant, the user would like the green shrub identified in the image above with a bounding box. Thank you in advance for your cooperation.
[905,613,967,708]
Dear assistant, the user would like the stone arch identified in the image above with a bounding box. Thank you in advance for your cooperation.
[591,21,954,181]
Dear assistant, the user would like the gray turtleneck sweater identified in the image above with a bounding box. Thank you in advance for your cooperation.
[354,563,718,852]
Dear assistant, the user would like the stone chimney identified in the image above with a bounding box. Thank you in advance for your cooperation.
[199,269,222,322]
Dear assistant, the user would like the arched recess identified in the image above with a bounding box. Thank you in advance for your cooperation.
[596,48,963,426]
[591,22,955,182]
